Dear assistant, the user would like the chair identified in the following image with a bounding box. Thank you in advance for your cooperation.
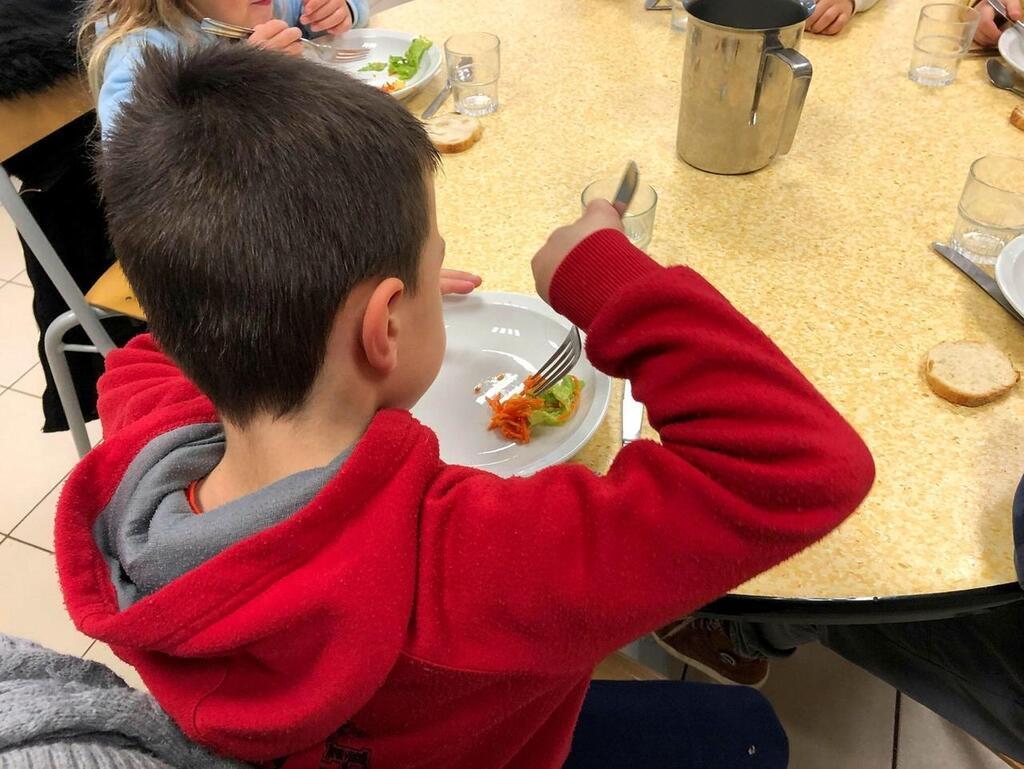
[0,78,142,457]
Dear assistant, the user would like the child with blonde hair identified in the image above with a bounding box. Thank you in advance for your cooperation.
[78,0,369,132]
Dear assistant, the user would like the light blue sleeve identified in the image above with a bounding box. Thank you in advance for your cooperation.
[98,28,182,139]
[347,0,370,28]
[275,0,304,25]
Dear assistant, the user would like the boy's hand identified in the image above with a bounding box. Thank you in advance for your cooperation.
[247,20,304,56]
[440,269,482,295]
[301,0,354,34]
[807,0,855,34]
[976,0,1021,46]
[532,201,624,304]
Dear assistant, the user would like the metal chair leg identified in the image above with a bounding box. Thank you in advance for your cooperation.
[44,308,121,458]
[0,167,116,355]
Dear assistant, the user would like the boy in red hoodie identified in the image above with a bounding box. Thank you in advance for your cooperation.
[56,44,875,769]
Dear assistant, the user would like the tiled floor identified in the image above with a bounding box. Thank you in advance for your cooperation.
[0,204,1010,767]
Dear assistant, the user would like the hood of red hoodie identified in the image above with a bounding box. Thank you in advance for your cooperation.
[56,404,440,761]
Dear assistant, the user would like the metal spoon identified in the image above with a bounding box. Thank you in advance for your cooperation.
[987,58,1024,98]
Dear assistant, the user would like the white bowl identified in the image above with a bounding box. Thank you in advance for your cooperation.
[999,25,1024,80]
[411,292,613,478]
[327,28,442,100]
[995,235,1024,318]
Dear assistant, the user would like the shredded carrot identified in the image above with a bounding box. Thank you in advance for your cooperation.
[486,374,582,443]
[487,391,543,443]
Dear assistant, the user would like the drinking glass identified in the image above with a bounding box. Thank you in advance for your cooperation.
[908,4,979,87]
[950,156,1024,265]
[581,177,658,250]
[671,0,688,30]
[444,33,500,116]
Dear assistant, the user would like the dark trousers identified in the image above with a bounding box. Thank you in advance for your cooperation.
[564,680,788,769]
[731,601,1024,761]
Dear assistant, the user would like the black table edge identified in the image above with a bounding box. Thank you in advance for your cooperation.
[697,582,1024,625]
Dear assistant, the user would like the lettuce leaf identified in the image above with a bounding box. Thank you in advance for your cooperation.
[359,61,388,72]
[528,375,583,426]
[388,37,432,80]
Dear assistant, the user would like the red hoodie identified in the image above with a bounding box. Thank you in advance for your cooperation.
[57,231,874,768]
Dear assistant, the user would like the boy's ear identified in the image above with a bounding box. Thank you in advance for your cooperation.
[361,278,405,374]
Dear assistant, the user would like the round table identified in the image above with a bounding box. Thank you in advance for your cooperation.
[376,0,1024,621]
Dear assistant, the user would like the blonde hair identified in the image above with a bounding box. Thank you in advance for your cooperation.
[78,0,199,97]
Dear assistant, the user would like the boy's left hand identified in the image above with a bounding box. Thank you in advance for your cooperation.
[300,0,353,34]
[807,0,855,35]
[440,269,482,295]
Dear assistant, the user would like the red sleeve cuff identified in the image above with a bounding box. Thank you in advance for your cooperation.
[547,229,662,331]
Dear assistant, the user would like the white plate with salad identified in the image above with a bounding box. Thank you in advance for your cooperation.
[328,28,441,99]
[411,292,612,478]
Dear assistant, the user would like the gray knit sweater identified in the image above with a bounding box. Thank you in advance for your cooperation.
[0,635,248,769]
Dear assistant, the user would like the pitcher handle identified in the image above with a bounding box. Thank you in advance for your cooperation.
[768,47,812,156]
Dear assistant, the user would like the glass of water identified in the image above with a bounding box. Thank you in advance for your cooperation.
[951,156,1024,265]
[908,3,979,87]
[444,33,500,117]
[671,0,688,30]
[581,177,659,250]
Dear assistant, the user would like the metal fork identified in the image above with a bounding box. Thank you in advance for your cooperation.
[200,17,371,63]
[529,326,583,396]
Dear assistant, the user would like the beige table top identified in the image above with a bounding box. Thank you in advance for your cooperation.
[0,77,92,163]
[393,0,1024,600]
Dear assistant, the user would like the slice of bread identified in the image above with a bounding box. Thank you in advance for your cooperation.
[923,340,1019,406]
[423,114,482,154]
[1012,105,1024,132]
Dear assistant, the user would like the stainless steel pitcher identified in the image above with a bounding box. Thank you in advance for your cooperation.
[676,0,813,175]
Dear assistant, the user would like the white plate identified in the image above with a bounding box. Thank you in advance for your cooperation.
[999,25,1024,80]
[412,292,612,478]
[327,28,442,99]
[995,235,1024,317]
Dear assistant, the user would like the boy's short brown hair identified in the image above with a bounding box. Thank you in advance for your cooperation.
[99,43,439,425]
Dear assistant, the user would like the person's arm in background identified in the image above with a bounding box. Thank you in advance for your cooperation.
[806,0,879,35]
[975,0,1022,46]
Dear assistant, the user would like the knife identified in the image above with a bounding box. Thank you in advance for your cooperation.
[932,242,1024,324]
[621,381,645,446]
[421,80,452,119]
[613,161,639,214]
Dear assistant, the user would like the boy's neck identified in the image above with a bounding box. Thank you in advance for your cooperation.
[199,393,376,510]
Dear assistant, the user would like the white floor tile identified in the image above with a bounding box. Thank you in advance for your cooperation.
[897,694,1007,769]
[0,281,41,387]
[85,641,148,692]
[0,389,80,532]
[0,539,92,656]
[688,643,897,769]
[0,208,24,282]
[10,363,46,397]
[10,479,64,552]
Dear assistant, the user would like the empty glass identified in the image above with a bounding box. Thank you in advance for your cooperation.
[444,33,500,116]
[909,4,979,87]
[950,156,1024,265]
[581,177,659,250]
[671,0,688,30]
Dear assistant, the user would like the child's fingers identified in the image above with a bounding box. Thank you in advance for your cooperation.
[440,269,483,286]
[248,19,289,43]
[311,5,350,32]
[975,8,1002,45]
[300,0,333,25]
[1007,0,1022,21]
[823,11,849,35]
[440,278,478,295]
[810,5,840,32]
[329,15,353,35]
